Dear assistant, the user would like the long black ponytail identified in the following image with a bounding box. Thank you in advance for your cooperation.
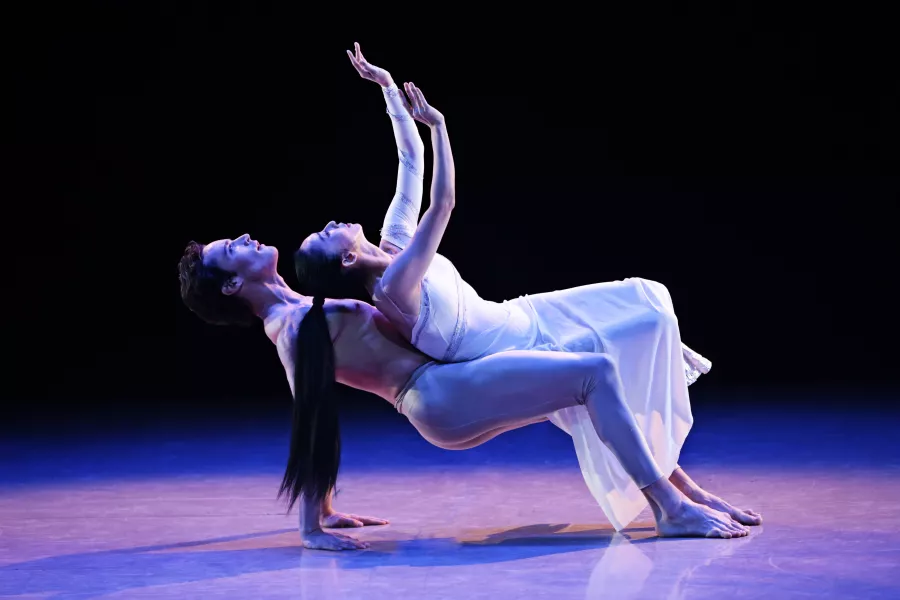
[277,244,371,513]
[277,295,340,512]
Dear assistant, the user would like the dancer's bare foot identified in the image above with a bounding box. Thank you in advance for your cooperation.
[692,492,762,526]
[657,500,751,539]
[669,467,762,526]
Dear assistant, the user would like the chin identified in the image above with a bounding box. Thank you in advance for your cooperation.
[259,245,278,263]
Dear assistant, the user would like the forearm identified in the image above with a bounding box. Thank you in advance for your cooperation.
[381,77,425,160]
[429,122,455,210]
[377,92,454,302]
[299,493,324,535]
[380,81,425,249]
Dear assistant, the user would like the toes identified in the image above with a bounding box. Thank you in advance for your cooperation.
[706,523,733,538]
[724,520,746,535]
[735,511,762,526]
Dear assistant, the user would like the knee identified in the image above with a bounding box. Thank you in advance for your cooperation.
[576,354,619,405]
[586,353,617,376]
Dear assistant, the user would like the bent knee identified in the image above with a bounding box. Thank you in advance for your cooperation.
[574,354,619,404]
[576,352,616,374]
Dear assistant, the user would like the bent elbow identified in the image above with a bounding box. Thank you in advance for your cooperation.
[438,194,456,212]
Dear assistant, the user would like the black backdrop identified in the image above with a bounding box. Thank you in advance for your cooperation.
[7,6,898,421]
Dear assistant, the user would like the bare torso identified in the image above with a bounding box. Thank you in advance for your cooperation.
[268,299,430,404]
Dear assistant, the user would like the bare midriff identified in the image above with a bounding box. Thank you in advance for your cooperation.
[277,299,431,406]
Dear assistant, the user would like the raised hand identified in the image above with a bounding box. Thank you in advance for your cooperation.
[403,82,445,127]
[346,42,392,87]
[301,528,370,551]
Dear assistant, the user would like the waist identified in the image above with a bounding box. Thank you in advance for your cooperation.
[394,359,438,414]
[337,351,432,404]
[447,298,539,361]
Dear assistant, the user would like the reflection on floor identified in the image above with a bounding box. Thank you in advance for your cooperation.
[2,394,899,599]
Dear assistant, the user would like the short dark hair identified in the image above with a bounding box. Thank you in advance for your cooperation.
[177,241,256,326]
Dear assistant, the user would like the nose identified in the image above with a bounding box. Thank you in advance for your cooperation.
[324,221,337,231]
[236,233,250,244]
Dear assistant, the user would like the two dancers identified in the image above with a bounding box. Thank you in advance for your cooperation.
[177,44,759,550]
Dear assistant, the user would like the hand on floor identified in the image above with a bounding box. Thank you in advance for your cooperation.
[301,528,370,551]
[322,511,390,528]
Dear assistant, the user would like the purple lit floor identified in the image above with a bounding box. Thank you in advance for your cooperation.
[2,391,899,599]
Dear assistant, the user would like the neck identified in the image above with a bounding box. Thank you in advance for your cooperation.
[239,273,306,335]
[356,239,393,296]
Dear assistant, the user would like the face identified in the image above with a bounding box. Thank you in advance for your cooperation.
[202,234,279,292]
[300,221,364,262]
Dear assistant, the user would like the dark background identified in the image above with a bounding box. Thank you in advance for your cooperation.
[6,5,898,426]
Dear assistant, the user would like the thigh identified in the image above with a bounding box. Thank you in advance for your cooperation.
[437,416,550,450]
[408,350,606,445]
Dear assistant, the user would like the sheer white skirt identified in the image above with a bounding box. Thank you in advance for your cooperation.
[508,277,710,530]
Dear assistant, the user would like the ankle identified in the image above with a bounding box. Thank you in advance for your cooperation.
[669,476,707,503]
[643,476,687,519]
[679,484,708,504]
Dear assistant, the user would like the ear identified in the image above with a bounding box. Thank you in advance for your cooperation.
[341,251,358,269]
[221,275,244,296]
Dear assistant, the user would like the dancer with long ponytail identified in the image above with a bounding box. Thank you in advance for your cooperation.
[178,78,751,552]
[293,44,760,531]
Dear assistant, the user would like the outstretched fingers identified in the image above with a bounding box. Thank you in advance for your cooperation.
[347,42,374,79]
[346,49,364,74]
[352,514,390,526]
[404,82,420,114]
[412,83,427,108]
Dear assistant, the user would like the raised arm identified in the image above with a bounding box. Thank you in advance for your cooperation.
[346,43,424,254]
[380,83,455,310]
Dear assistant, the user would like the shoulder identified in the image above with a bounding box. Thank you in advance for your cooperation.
[324,298,371,322]
[280,299,372,343]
